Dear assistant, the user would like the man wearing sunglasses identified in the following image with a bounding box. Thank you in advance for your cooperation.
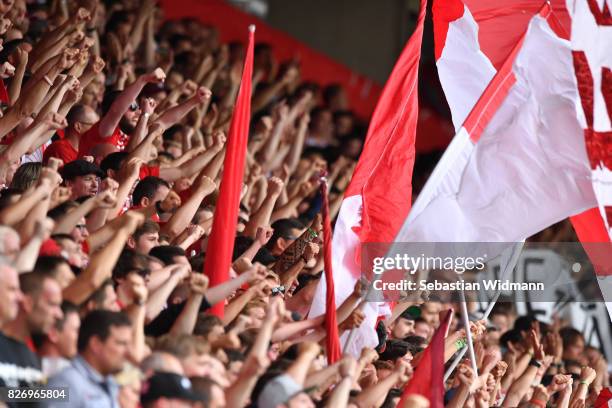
[77,67,167,158]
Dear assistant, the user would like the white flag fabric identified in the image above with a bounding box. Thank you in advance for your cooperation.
[396,13,597,246]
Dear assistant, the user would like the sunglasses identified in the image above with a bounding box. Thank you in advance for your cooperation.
[129,102,140,111]
[271,286,286,296]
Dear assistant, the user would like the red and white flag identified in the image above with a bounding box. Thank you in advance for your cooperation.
[428,0,612,315]
[397,5,596,244]
[309,0,427,355]
[569,0,612,314]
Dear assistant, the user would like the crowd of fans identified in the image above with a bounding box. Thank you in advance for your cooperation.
[0,0,609,407]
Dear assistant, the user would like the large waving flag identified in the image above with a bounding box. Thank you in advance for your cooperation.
[204,26,255,317]
[430,0,612,315]
[569,0,612,316]
[396,6,596,244]
[309,0,428,355]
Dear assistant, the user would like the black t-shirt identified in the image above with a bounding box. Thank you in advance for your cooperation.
[0,332,44,387]
[145,296,212,337]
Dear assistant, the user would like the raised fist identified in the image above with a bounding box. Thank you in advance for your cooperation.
[75,7,92,24]
[0,61,14,78]
[141,97,157,115]
[90,56,105,74]
[180,80,198,96]
[189,273,209,295]
[44,113,68,130]
[59,48,80,70]
[267,176,284,196]
[143,67,166,84]
[195,86,212,104]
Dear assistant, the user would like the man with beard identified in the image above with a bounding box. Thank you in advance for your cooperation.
[0,270,63,388]
[45,310,132,408]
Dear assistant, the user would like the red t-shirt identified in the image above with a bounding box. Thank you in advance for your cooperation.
[139,165,160,180]
[43,139,78,165]
[78,122,129,157]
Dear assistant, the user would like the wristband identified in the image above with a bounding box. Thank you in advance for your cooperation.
[455,338,467,349]
[306,227,318,240]
[529,358,543,368]
[579,380,589,385]
[529,398,546,408]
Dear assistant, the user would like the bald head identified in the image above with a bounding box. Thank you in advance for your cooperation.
[67,104,99,134]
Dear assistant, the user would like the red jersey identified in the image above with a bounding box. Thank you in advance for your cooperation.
[43,139,78,165]
[139,165,160,180]
[78,122,129,157]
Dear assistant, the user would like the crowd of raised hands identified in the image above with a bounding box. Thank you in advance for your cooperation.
[0,0,608,407]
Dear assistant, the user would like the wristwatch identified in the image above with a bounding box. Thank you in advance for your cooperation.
[529,358,543,368]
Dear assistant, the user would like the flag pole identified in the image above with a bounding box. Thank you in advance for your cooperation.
[443,242,524,382]
[458,279,479,376]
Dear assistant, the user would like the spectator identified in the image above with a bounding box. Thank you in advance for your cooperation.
[46,310,132,407]
[60,159,105,199]
[37,301,81,377]
[1,271,62,388]
[0,1,607,407]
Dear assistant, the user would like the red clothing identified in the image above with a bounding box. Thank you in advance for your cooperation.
[128,205,161,222]
[78,122,129,157]
[0,79,9,104]
[43,139,78,165]
[139,165,160,180]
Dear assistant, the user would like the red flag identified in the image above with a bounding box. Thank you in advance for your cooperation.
[309,0,427,356]
[320,179,341,364]
[399,309,452,408]
[203,26,255,317]
[595,387,612,407]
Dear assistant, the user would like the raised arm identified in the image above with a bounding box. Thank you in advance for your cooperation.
[224,297,282,408]
[8,46,28,106]
[153,86,211,130]
[169,273,209,335]
[63,211,144,305]
[161,175,216,239]
[243,177,284,238]
[98,68,165,138]
[158,131,225,182]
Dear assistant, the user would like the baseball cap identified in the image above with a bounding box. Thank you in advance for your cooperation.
[256,374,304,408]
[140,372,201,404]
[60,159,105,181]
